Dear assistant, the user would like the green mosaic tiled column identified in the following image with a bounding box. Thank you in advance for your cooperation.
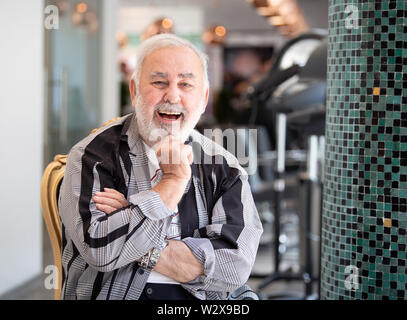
[321,0,407,299]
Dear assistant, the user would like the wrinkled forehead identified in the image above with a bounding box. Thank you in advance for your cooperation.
[141,45,204,78]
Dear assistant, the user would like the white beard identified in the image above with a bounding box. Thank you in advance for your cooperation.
[134,93,204,146]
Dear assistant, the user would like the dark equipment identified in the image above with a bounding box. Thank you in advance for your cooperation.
[246,35,328,299]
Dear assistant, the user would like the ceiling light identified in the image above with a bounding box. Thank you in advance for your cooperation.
[161,18,173,29]
[214,25,226,37]
[76,2,87,14]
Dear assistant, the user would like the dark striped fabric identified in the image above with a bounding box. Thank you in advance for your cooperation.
[59,113,263,300]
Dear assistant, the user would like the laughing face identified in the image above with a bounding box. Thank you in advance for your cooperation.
[130,45,209,146]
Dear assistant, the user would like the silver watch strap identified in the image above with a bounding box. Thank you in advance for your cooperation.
[147,240,169,270]
[138,240,168,270]
[139,250,151,269]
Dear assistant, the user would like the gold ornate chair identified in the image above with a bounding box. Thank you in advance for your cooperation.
[40,154,67,300]
[41,117,119,300]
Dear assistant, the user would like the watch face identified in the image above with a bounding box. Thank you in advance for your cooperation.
[139,250,153,269]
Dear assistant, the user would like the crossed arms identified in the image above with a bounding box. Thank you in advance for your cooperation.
[93,187,203,283]
[59,135,263,293]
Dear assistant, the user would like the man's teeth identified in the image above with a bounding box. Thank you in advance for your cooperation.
[159,111,181,115]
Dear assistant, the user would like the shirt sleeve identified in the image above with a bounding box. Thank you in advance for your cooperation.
[59,145,173,272]
[180,169,263,297]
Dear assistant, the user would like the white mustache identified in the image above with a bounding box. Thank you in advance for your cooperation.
[154,103,187,118]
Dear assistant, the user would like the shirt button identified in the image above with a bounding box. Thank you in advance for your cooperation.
[146,288,153,295]
[138,269,144,275]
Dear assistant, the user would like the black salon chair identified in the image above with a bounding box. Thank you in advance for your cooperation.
[255,39,328,299]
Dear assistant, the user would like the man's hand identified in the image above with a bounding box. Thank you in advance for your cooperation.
[93,188,128,214]
[155,240,204,283]
[152,135,193,212]
[93,188,204,282]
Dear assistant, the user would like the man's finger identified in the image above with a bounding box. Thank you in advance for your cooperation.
[96,191,123,200]
[96,190,128,206]
[96,203,117,214]
[103,188,127,200]
[153,135,182,156]
[93,196,123,210]
[187,151,193,165]
[183,145,193,165]
[94,192,123,201]
[104,188,123,195]
[152,135,174,153]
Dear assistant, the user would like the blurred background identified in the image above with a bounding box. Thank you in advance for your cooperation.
[0,0,328,300]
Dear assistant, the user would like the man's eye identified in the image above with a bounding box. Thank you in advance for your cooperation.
[179,82,193,88]
[152,81,167,87]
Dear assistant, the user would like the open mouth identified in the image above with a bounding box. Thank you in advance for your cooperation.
[157,110,183,121]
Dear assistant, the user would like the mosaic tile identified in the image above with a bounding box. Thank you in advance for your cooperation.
[321,0,407,300]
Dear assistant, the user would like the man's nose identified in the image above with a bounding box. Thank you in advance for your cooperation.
[164,84,181,104]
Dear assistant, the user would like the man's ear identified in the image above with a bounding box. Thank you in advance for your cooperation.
[129,78,137,107]
[201,87,210,115]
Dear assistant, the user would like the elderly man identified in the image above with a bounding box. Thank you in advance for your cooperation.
[59,34,263,300]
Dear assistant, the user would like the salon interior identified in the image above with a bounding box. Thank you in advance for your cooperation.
[1,0,406,300]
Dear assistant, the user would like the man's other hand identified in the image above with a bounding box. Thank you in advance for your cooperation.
[152,135,193,212]
[155,240,204,283]
[92,187,204,281]
[93,188,128,214]
[153,134,193,180]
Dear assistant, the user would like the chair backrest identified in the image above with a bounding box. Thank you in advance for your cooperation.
[40,154,67,300]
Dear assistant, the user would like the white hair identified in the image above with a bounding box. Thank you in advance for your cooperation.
[131,33,209,90]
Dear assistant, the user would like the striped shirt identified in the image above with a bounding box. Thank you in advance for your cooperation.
[143,141,181,242]
[58,113,263,300]
[143,141,181,284]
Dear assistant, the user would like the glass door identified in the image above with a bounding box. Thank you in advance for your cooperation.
[44,0,102,163]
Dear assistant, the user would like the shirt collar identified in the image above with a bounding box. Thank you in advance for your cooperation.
[141,140,161,180]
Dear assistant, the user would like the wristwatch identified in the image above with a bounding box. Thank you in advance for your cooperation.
[138,240,169,270]
[148,240,169,269]
[139,250,152,269]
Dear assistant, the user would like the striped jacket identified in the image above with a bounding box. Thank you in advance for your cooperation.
[59,113,263,300]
